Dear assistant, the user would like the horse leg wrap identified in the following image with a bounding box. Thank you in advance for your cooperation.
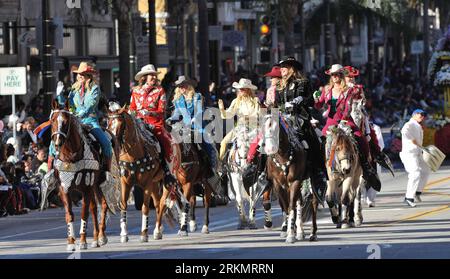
[120,211,128,236]
[67,222,75,238]
[263,201,271,211]
[141,214,149,233]
[80,219,87,235]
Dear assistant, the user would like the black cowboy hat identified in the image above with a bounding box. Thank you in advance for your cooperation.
[277,57,303,71]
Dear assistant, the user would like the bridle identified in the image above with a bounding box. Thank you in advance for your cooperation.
[51,109,72,143]
[108,112,126,147]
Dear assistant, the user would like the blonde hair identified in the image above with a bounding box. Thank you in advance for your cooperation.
[235,88,258,109]
[279,66,305,90]
[327,72,347,92]
[72,73,98,92]
[173,85,195,102]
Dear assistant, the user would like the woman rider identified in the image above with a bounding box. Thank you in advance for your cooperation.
[129,64,176,186]
[50,62,113,179]
[275,57,327,203]
[218,78,260,161]
[167,75,217,177]
[314,64,380,188]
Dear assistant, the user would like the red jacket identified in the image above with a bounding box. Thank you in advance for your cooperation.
[129,84,166,128]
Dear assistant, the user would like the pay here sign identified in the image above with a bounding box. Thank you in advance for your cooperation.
[0,67,27,95]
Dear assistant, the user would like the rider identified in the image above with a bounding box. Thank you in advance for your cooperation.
[218,78,260,161]
[343,65,393,177]
[274,57,327,202]
[129,64,176,186]
[166,75,217,177]
[49,62,113,179]
[314,64,380,189]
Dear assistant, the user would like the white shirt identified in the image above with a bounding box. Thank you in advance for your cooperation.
[401,118,423,154]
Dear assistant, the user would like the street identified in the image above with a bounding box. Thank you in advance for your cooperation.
[1,167,450,259]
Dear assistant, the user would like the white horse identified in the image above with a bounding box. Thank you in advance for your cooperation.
[227,124,259,229]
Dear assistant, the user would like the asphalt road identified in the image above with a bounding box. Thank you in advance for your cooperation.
[1,167,450,259]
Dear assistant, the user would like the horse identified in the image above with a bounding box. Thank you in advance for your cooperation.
[325,125,363,229]
[226,124,260,229]
[49,100,116,251]
[263,112,318,243]
[172,135,216,236]
[107,103,169,242]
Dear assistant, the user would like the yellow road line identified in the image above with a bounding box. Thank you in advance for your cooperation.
[424,176,450,191]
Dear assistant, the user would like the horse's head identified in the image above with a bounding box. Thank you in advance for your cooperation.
[107,102,128,143]
[262,114,280,155]
[50,99,73,152]
[329,129,356,175]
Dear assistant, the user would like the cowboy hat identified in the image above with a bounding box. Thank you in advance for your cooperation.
[134,64,160,81]
[73,62,97,75]
[174,75,198,87]
[343,66,360,77]
[325,64,344,75]
[277,57,303,71]
[264,66,282,78]
[232,78,258,91]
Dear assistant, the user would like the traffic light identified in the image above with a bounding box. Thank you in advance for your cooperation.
[259,14,272,63]
[259,15,272,47]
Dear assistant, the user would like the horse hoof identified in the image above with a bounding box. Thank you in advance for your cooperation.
[78,242,88,250]
[153,231,163,240]
[296,233,306,241]
[331,216,339,224]
[341,223,351,229]
[280,231,287,238]
[91,240,99,248]
[99,236,108,246]
[201,225,210,234]
[264,221,273,230]
[248,222,257,230]
[189,221,197,233]
[67,244,76,252]
[309,234,318,242]
[355,219,362,227]
[120,235,129,243]
[336,223,342,229]
[140,235,149,242]
[178,230,188,237]
[285,236,296,244]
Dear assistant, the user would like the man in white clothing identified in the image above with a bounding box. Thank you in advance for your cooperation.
[399,109,430,207]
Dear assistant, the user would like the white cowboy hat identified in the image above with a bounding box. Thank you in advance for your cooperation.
[325,64,344,75]
[174,75,198,87]
[232,78,258,91]
[134,64,160,81]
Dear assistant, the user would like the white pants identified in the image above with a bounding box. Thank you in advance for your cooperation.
[399,151,431,199]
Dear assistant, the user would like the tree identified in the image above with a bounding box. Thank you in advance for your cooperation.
[111,0,136,105]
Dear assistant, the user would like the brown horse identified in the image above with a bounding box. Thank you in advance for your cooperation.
[173,140,214,236]
[263,113,319,243]
[325,125,363,229]
[49,100,113,251]
[107,104,168,242]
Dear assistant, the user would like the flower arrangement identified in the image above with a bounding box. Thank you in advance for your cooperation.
[434,64,450,86]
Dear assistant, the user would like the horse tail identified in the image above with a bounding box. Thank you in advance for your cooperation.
[301,194,314,223]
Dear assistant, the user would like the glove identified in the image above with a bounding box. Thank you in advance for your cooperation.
[284,102,294,110]
[56,81,64,96]
[292,96,303,105]
[313,90,321,100]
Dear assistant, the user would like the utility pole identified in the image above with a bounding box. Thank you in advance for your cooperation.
[42,0,55,115]
[198,0,211,105]
[423,0,430,76]
[148,0,157,65]
[324,0,332,66]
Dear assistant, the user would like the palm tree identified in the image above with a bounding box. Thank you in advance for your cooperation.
[111,0,136,105]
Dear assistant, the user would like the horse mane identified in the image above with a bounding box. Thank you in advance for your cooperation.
[333,129,357,153]
[279,115,303,152]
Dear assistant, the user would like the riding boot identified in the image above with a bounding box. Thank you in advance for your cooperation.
[159,151,176,189]
[375,151,395,176]
[311,167,327,205]
[359,152,381,191]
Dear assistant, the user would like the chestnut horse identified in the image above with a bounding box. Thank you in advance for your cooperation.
[107,104,169,242]
[263,113,319,243]
[172,139,215,236]
[325,125,363,228]
[50,100,116,251]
